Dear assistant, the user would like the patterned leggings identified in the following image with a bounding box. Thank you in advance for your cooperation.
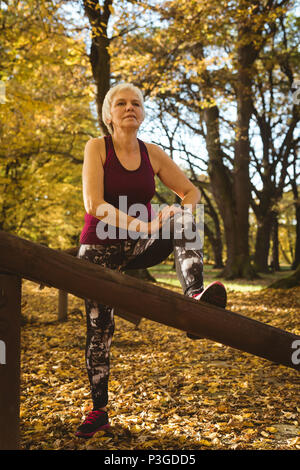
[77,210,203,409]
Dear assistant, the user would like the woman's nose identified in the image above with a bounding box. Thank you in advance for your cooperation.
[126,102,134,110]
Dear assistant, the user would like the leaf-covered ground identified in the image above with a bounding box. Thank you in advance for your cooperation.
[20,279,300,450]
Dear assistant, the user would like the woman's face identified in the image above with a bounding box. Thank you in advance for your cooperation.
[109,89,144,133]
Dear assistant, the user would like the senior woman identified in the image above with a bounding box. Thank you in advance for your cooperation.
[75,83,226,438]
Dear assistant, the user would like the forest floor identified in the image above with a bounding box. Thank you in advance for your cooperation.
[20,263,300,450]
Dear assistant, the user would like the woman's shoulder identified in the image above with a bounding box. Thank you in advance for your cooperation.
[142,140,159,151]
[86,136,107,147]
[85,136,107,166]
[143,141,168,157]
[142,141,165,175]
[143,141,165,160]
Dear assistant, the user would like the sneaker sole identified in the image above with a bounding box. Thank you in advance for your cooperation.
[200,281,227,308]
[75,423,110,439]
[187,281,227,340]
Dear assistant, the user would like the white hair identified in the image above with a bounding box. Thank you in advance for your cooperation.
[102,83,145,134]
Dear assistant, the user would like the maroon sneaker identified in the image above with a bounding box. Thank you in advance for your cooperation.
[187,281,227,340]
[75,409,110,439]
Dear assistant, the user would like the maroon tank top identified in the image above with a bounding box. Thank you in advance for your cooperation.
[79,135,156,244]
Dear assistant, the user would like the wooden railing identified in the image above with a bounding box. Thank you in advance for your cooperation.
[40,246,142,326]
[0,229,299,449]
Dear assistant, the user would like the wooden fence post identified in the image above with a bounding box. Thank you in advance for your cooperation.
[58,290,68,322]
[0,272,21,450]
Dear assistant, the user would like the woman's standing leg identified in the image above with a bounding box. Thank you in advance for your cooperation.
[83,297,114,410]
[76,243,124,436]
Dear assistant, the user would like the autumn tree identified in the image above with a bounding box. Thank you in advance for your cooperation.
[142,98,224,268]
[249,8,300,272]
[109,0,299,279]
[0,0,97,248]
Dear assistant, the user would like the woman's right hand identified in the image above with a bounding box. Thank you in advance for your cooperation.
[141,204,183,235]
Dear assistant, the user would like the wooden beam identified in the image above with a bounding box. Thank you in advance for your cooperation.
[61,247,142,327]
[0,272,21,450]
[0,230,299,371]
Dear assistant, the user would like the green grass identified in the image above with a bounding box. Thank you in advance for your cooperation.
[148,261,294,292]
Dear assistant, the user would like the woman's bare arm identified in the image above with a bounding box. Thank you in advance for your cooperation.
[146,143,201,211]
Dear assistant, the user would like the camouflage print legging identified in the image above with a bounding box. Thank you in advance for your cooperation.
[77,210,203,409]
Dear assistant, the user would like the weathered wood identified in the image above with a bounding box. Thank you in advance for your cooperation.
[0,229,299,371]
[0,272,21,450]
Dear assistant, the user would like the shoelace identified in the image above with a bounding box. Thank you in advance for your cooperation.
[84,410,105,424]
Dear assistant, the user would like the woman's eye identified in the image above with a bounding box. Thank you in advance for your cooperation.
[115,101,140,107]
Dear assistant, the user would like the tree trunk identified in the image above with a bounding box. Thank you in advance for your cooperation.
[91,36,110,135]
[253,212,273,273]
[200,17,258,280]
[204,104,255,279]
[200,187,224,269]
[291,181,300,270]
[204,223,224,269]
[279,241,292,265]
[292,203,300,270]
[230,27,257,279]
[271,211,280,271]
[83,0,112,135]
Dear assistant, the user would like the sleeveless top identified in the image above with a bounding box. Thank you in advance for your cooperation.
[79,135,156,244]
